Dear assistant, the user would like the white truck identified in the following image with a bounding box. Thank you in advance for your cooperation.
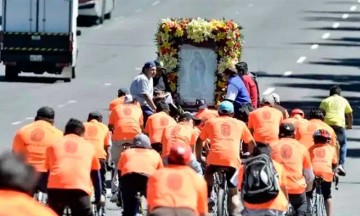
[0,0,79,82]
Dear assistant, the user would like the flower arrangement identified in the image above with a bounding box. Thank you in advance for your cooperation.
[156,17,243,105]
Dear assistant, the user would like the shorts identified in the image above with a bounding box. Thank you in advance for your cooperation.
[35,172,49,193]
[151,143,162,154]
[149,207,196,216]
[205,165,237,188]
[306,180,332,200]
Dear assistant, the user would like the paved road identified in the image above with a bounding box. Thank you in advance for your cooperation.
[0,0,359,215]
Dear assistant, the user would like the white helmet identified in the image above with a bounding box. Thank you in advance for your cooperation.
[271,93,280,104]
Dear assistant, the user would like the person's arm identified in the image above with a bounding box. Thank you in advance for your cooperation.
[249,80,258,109]
[345,100,353,129]
[241,124,256,154]
[104,130,111,161]
[303,149,315,187]
[12,131,25,153]
[225,84,238,101]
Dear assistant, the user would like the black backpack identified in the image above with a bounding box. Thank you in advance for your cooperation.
[241,154,280,204]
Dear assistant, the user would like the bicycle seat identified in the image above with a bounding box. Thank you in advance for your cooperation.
[314,177,324,184]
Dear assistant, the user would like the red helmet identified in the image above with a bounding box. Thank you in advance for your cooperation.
[168,141,192,165]
[313,129,331,144]
[291,109,304,118]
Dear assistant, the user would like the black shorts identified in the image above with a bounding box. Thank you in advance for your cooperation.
[306,180,332,200]
[151,143,162,154]
[205,165,237,188]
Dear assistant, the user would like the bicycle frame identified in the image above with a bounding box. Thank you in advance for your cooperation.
[310,178,326,216]
[213,170,229,216]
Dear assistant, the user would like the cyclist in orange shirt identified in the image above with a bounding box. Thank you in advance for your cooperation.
[118,133,163,216]
[270,123,314,216]
[281,109,308,129]
[0,152,57,216]
[144,100,177,153]
[147,141,208,216]
[196,101,255,215]
[108,94,143,196]
[307,129,337,216]
[194,98,219,130]
[238,144,289,216]
[45,119,102,216]
[295,108,337,149]
[108,88,128,112]
[83,111,111,199]
[12,106,63,199]
[248,95,283,143]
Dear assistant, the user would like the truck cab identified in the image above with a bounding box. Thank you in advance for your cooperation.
[0,0,79,81]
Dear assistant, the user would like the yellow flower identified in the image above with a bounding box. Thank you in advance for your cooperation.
[174,28,184,37]
[169,82,177,92]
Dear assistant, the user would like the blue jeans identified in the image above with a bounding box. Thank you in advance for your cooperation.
[141,105,154,126]
[331,126,347,166]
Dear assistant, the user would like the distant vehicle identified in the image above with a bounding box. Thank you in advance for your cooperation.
[78,0,115,24]
[0,0,79,82]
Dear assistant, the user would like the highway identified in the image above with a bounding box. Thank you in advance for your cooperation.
[1,0,360,215]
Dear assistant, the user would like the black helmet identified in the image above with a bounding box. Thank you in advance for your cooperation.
[279,123,295,137]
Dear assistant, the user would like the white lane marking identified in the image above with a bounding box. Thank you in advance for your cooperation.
[296,56,307,64]
[342,13,349,19]
[94,25,103,30]
[135,67,141,71]
[332,22,340,29]
[134,8,143,13]
[311,44,319,50]
[11,121,22,125]
[152,0,160,6]
[283,71,293,76]
[350,6,357,11]
[67,100,77,104]
[322,33,330,39]
[26,117,34,120]
[104,82,112,86]
[115,16,124,21]
[263,87,275,95]
[58,104,65,108]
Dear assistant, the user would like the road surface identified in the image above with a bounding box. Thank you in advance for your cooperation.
[0,0,359,215]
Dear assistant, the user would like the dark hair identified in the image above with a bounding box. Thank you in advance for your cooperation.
[309,108,325,121]
[87,112,103,122]
[64,118,85,136]
[223,67,238,77]
[252,143,271,157]
[235,62,248,75]
[329,85,341,96]
[156,100,170,113]
[0,152,38,195]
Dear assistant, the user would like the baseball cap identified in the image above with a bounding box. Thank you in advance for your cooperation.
[218,101,234,114]
[118,88,129,96]
[196,98,207,109]
[133,133,151,148]
[261,95,275,105]
[36,106,55,119]
[154,60,165,69]
[279,123,295,137]
[143,61,156,69]
[124,94,133,103]
[179,112,201,124]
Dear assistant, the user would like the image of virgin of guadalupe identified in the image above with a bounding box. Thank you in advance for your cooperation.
[190,51,206,95]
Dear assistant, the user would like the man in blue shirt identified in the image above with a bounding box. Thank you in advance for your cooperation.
[223,66,254,123]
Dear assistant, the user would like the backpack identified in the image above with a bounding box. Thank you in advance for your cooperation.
[241,154,280,204]
[249,72,260,107]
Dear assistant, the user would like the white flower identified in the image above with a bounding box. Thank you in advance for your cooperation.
[159,55,178,72]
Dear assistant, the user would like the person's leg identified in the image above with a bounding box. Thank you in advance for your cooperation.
[69,190,93,216]
[141,105,154,126]
[120,174,140,216]
[99,159,107,196]
[288,193,307,216]
[110,140,122,195]
[47,189,67,216]
[226,167,240,216]
[322,181,333,216]
[188,154,203,175]
[149,207,196,216]
[332,126,347,175]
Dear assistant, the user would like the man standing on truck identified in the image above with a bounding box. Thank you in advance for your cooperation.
[130,61,157,126]
[235,62,259,109]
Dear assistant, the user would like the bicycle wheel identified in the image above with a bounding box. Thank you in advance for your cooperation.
[216,173,229,216]
[316,194,326,216]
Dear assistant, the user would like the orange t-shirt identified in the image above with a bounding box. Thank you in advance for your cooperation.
[238,160,288,212]
[147,165,208,215]
[45,134,101,195]
[109,96,126,112]
[12,120,63,172]
[83,120,111,160]
[200,116,254,169]
[195,108,219,130]
[161,122,199,158]
[248,106,283,144]
[281,115,308,129]
[295,119,337,149]
[270,138,312,194]
[144,112,177,144]
[0,190,57,216]
[109,103,143,141]
[309,144,337,182]
[118,148,163,176]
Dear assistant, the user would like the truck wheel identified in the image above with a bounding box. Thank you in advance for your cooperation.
[5,66,19,80]
[64,78,71,83]
[71,67,76,79]
[105,12,112,19]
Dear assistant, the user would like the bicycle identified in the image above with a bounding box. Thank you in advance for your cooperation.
[309,177,326,216]
[33,190,47,204]
[212,169,229,216]
[135,191,145,216]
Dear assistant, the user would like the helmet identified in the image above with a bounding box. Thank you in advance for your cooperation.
[271,93,280,104]
[132,133,151,149]
[313,129,331,144]
[218,101,234,114]
[279,123,295,137]
[291,109,304,118]
[195,98,207,109]
[168,141,192,165]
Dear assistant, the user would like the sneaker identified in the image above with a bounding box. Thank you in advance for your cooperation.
[338,165,346,176]
[110,192,118,203]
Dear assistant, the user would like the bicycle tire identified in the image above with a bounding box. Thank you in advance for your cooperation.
[316,194,326,216]
[216,173,229,216]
